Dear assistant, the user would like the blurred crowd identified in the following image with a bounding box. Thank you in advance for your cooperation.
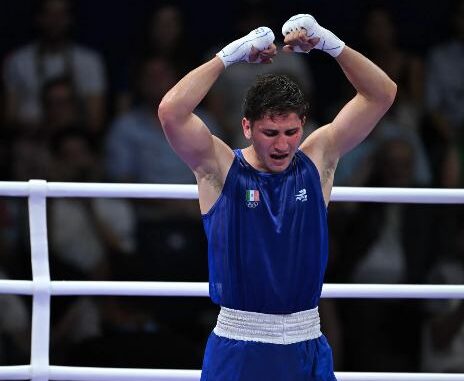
[0,0,463,373]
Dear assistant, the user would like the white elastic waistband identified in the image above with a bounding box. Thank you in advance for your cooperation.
[213,306,321,345]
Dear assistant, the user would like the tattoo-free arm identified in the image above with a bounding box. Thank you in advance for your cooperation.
[158,57,229,176]
[325,46,397,159]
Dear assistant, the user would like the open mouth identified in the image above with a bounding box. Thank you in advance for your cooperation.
[270,153,288,160]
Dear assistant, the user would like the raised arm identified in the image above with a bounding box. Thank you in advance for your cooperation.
[281,14,397,163]
[158,27,276,179]
[158,57,227,175]
[329,46,397,157]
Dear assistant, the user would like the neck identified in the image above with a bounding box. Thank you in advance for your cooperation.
[242,146,267,172]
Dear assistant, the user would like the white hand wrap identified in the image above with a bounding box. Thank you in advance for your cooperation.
[217,27,275,68]
[282,14,345,57]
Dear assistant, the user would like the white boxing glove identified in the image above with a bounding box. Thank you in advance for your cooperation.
[217,27,275,68]
[282,14,345,57]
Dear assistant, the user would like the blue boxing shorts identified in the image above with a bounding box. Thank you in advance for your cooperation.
[200,307,337,381]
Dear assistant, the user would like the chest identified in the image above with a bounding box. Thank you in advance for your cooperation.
[234,168,321,230]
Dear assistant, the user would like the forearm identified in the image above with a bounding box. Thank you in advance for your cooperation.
[159,26,275,125]
[336,47,397,104]
[282,15,396,104]
[158,57,224,124]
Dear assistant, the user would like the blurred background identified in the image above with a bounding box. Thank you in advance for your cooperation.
[0,0,463,374]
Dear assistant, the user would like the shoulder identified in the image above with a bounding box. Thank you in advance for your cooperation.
[300,124,338,166]
[196,141,236,214]
[299,125,338,196]
[196,136,235,180]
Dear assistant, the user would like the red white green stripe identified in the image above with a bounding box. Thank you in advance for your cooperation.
[246,190,259,202]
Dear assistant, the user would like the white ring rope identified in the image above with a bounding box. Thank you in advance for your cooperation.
[1,181,464,203]
[1,280,464,299]
[0,180,463,381]
[1,366,464,381]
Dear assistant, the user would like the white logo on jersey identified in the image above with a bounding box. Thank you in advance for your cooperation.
[246,201,259,208]
[295,188,308,202]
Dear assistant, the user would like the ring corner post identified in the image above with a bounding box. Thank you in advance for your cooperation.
[28,179,51,381]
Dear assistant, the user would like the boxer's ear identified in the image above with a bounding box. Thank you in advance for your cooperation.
[242,118,252,140]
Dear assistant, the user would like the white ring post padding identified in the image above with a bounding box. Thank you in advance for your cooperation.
[28,180,51,381]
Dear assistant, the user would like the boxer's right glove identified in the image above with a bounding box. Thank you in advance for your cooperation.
[282,14,345,57]
[217,27,275,68]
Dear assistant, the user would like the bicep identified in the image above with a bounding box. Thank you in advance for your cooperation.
[301,93,392,171]
[328,94,392,158]
[161,112,219,173]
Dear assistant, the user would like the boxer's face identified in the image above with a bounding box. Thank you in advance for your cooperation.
[242,112,304,173]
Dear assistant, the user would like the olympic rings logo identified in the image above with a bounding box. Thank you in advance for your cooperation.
[246,201,259,208]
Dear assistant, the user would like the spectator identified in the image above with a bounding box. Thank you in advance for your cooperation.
[421,209,464,372]
[105,53,217,278]
[362,5,424,123]
[139,1,196,74]
[339,137,435,371]
[106,55,199,186]
[0,269,30,365]
[114,1,196,116]
[40,75,80,137]
[46,128,136,363]
[48,128,135,280]
[423,0,464,186]
[333,5,431,187]
[3,0,106,134]
[105,55,217,341]
[0,214,30,365]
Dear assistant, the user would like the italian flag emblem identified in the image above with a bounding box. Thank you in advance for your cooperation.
[246,189,260,202]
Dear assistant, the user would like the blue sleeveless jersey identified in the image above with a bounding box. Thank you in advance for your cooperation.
[202,149,329,314]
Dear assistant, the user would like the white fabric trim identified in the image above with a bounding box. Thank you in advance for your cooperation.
[213,306,321,345]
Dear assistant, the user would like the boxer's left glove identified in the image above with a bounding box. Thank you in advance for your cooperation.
[282,14,345,57]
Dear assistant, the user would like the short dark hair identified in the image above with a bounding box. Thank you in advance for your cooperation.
[242,74,309,125]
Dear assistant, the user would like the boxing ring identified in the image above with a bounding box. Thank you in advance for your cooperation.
[1,179,464,381]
